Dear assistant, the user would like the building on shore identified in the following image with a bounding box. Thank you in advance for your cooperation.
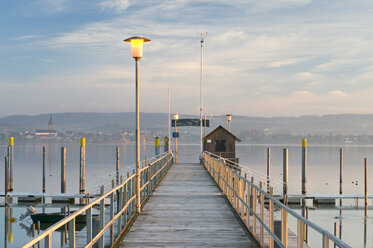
[35,113,58,138]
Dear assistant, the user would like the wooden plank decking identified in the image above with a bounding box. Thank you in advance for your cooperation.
[119,163,257,248]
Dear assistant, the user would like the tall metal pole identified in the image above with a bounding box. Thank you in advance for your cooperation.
[168,88,171,151]
[135,58,141,214]
[200,33,204,153]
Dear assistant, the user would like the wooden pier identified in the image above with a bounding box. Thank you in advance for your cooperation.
[21,151,352,248]
[120,163,257,247]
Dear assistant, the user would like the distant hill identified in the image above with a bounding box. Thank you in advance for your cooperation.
[2,112,373,135]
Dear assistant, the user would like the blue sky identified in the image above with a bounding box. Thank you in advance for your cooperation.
[1,0,373,117]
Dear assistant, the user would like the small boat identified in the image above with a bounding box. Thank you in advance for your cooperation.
[31,212,98,224]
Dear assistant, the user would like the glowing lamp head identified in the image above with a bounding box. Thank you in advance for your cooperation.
[174,114,179,120]
[226,114,232,121]
[124,36,151,59]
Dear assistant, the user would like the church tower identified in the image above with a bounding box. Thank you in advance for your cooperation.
[48,113,54,131]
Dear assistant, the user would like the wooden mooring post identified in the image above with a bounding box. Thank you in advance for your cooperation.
[42,146,46,193]
[5,156,10,203]
[61,147,66,194]
[339,148,343,207]
[267,147,270,193]
[8,137,14,192]
[283,148,288,205]
[116,146,120,185]
[301,139,308,244]
[80,138,86,204]
[364,158,368,217]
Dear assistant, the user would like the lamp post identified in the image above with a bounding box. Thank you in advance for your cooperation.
[124,36,150,214]
[174,114,179,163]
[226,114,232,132]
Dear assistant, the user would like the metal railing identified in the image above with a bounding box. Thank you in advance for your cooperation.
[89,151,171,195]
[202,152,352,248]
[205,151,285,195]
[21,151,174,248]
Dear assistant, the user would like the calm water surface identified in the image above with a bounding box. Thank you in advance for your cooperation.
[0,142,372,247]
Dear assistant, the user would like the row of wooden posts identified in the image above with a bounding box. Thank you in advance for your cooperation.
[4,138,124,205]
[265,139,369,216]
[4,136,168,204]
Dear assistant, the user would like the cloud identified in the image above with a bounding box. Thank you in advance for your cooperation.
[225,0,312,13]
[11,35,38,41]
[40,59,55,63]
[267,58,309,68]
[33,0,69,14]
[328,90,348,97]
[99,0,131,12]
[4,0,373,117]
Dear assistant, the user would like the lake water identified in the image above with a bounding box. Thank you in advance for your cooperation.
[0,142,372,247]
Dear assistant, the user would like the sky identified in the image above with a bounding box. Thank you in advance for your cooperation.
[1,0,373,118]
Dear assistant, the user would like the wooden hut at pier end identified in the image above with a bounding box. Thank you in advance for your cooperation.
[203,125,241,164]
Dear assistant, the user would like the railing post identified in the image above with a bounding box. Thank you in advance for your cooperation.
[110,192,114,246]
[68,219,75,248]
[237,174,241,213]
[323,234,330,248]
[259,182,264,247]
[240,178,244,219]
[125,184,128,225]
[118,184,123,234]
[86,208,92,244]
[269,187,274,248]
[45,234,52,248]
[246,179,250,229]
[252,178,257,236]
[297,219,304,248]
[99,186,105,248]
[281,208,288,247]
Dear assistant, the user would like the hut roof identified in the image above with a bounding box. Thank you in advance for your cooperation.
[204,125,241,142]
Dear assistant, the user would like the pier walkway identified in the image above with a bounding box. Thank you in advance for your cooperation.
[120,163,257,247]
[21,151,352,248]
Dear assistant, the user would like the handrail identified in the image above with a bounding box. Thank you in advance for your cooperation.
[89,151,170,194]
[21,151,174,248]
[204,151,285,195]
[202,152,352,248]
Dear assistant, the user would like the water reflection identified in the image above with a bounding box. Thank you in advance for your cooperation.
[4,204,14,248]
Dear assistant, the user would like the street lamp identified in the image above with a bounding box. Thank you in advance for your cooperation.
[174,114,179,163]
[124,36,150,214]
[226,114,232,132]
